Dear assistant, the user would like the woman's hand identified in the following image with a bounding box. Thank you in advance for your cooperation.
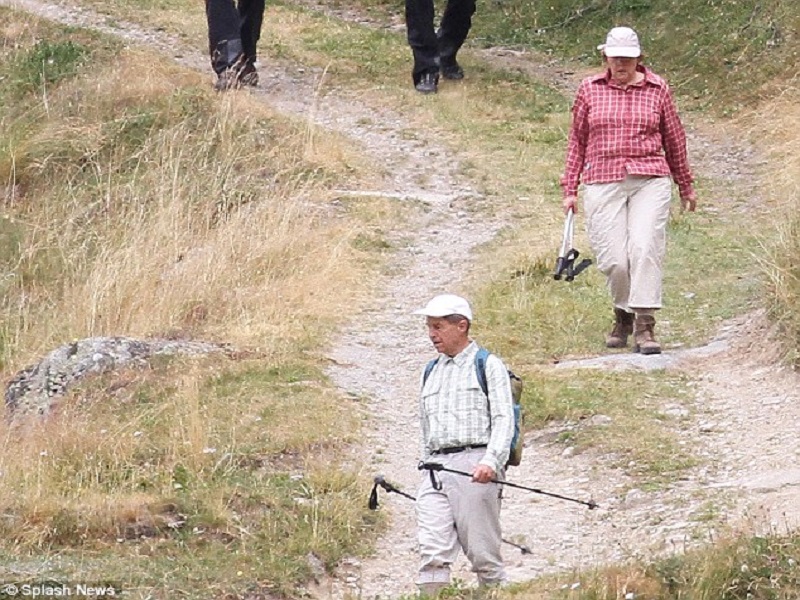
[563,195,578,214]
[681,192,697,213]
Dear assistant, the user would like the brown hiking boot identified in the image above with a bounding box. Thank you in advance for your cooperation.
[606,308,634,348]
[633,314,662,355]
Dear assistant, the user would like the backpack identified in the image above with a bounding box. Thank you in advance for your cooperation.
[423,347,524,467]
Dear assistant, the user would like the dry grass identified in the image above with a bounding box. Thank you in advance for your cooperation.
[1,49,378,368]
[746,76,800,366]
[0,357,362,548]
[0,19,390,595]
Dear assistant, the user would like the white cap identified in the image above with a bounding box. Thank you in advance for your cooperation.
[598,26,642,58]
[413,294,473,321]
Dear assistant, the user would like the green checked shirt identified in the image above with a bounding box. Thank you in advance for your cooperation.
[419,341,515,473]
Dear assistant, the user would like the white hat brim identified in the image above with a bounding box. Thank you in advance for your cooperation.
[602,47,641,58]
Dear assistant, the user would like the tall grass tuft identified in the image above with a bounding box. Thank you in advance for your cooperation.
[1,49,368,368]
[755,79,800,367]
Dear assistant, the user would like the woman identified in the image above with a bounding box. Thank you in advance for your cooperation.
[561,26,697,355]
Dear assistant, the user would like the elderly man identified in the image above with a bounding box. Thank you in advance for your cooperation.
[413,294,514,596]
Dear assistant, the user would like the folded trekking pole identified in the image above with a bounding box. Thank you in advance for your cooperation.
[554,209,592,281]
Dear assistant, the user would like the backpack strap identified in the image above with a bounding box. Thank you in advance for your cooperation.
[424,348,490,395]
[422,358,438,389]
[474,347,490,397]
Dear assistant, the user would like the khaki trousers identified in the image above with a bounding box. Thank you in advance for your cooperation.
[583,175,673,311]
[416,448,506,586]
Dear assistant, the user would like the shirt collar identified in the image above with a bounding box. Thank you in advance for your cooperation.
[590,65,663,89]
[443,340,478,366]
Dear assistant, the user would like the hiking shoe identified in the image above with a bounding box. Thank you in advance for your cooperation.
[440,58,464,80]
[633,314,662,355]
[415,71,438,94]
[606,308,634,348]
[238,65,259,87]
[214,69,240,92]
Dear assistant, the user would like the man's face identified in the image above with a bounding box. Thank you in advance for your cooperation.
[426,316,469,357]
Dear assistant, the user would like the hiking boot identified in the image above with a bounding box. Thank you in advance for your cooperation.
[415,71,439,94]
[633,314,662,355]
[440,57,464,80]
[214,69,240,92]
[606,308,634,348]
[238,64,259,87]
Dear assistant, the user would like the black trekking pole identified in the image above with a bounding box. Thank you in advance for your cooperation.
[418,462,598,510]
[369,474,416,509]
[367,475,533,555]
[554,209,592,282]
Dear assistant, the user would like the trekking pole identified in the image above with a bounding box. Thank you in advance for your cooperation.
[554,209,592,281]
[367,475,533,555]
[369,474,416,509]
[418,462,598,510]
[553,209,575,280]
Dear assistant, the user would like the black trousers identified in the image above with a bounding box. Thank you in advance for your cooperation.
[205,0,265,74]
[405,0,476,84]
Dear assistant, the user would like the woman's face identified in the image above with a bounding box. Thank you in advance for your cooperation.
[606,56,640,85]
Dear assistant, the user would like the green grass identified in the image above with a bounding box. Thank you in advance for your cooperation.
[338,0,799,113]
[504,531,800,599]
[0,356,380,598]
[508,367,696,482]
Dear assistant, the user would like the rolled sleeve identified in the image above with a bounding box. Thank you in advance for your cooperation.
[660,86,694,198]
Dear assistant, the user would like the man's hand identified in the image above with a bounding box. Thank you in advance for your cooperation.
[563,195,578,214]
[472,464,496,484]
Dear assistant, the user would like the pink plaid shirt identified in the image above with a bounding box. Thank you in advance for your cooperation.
[561,66,694,199]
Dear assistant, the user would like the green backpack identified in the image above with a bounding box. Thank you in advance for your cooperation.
[423,347,524,467]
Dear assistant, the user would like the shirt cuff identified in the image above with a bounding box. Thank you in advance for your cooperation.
[479,454,501,474]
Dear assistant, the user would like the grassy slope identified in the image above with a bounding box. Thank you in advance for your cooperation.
[0,10,399,599]
[1,0,798,598]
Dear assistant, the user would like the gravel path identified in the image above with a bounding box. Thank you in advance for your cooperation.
[4,1,799,598]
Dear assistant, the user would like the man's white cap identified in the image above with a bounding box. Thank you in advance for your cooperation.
[598,26,641,58]
[413,294,473,321]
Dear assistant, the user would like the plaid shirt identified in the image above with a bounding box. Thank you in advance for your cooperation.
[561,66,694,199]
[419,341,515,473]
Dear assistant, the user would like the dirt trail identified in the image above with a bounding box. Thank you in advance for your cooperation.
[4,1,800,599]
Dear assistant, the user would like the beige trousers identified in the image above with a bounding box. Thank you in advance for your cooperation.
[416,448,506,586]
[583,175,673,311]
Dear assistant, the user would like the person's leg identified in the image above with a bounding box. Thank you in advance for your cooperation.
[448,449,506,585]
[406,0,439,87]
[584,181,635,347]
[206,0,244,74]
[626,176,672,310]
[437,0,476,78]
[238,0,265,74]
[416,472,459,593]
[627,176,673,354]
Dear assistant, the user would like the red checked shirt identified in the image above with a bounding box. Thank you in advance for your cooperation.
[561,66,694,199]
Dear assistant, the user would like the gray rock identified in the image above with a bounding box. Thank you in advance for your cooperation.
[5,336,227,416]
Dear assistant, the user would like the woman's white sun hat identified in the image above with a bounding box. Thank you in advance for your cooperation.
[598,26,642,58]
